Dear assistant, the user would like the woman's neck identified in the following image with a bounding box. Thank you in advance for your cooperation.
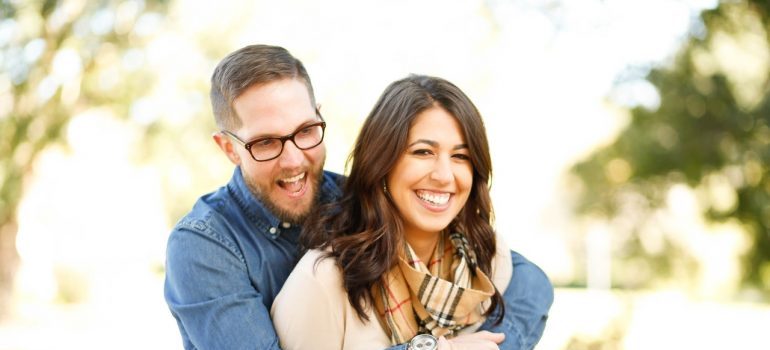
[405,230,442,265]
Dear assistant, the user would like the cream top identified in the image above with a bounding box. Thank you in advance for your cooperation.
[271,236,513,350]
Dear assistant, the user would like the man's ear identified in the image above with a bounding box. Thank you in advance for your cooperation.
[213,132,241,165]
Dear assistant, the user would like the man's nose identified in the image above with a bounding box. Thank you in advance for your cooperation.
[277,140,304,169]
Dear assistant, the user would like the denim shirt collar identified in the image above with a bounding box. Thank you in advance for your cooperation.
[225,166,342,239]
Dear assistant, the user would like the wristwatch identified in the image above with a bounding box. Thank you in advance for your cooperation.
[408,334,438,350]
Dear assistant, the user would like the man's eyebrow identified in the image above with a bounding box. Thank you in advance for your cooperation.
[249,117,319,140]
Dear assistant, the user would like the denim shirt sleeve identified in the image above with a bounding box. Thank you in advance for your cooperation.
[478,250,554,350]
[164,221,281,350]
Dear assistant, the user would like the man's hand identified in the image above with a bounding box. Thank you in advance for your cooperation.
[437,331,505,350]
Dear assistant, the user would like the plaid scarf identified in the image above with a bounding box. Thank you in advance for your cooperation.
[372,232,495,344]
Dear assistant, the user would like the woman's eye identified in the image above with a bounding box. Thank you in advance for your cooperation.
[453,153,471,161]
[412,149,433,156]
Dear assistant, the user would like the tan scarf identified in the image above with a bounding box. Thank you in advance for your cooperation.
[372,232,495,344]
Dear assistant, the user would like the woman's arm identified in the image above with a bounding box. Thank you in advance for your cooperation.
[271,251,345,350]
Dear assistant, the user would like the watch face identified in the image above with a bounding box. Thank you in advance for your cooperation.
[410,334,437,350]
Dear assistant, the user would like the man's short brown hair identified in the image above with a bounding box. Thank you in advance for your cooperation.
[210,45,315,131]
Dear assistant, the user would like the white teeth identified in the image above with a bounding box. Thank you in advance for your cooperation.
[416,190,450,205]
[281,172,305,183]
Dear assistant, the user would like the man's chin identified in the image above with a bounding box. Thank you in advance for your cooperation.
[265,194,314,223]
[275,205,311,223]
[243,167,323,224]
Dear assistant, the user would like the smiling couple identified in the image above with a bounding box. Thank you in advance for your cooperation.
[164,44,553,350]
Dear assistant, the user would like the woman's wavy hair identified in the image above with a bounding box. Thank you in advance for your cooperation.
[301,74,503,323]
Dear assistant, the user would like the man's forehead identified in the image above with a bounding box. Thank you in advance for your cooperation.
[232,79,317,137]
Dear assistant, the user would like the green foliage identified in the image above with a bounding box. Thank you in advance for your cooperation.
[572,0,770,294]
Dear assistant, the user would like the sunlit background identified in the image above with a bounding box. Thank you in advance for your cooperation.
[1,0,769,349]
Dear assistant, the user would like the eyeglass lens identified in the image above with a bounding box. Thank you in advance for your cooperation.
[248,123,324,161]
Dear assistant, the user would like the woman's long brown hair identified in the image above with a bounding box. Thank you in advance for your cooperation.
[301,74,503,323]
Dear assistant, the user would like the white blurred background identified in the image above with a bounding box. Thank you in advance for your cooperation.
[1,0,769,349]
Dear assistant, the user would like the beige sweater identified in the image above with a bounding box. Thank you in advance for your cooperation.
[271,237,513,350]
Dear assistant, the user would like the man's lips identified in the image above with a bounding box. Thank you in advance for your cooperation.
[277,172,308,198]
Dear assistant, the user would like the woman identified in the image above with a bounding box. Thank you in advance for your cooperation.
[272,75,520,349]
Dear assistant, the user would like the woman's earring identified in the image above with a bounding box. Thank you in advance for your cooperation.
[382,181,388,194]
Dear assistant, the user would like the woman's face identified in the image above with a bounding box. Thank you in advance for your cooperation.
[386,106,474,239]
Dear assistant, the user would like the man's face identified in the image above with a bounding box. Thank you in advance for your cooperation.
[226,78,326,223]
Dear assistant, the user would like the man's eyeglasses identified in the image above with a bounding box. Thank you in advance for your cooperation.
[222,119,326,162]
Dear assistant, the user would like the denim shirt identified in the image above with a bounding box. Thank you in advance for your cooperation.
[480,251,554,350]
[164,167,553,350]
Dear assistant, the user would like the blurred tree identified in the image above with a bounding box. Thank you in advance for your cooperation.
[0,0,169,317]
[572,0,770,295]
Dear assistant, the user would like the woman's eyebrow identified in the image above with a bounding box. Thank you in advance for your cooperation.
[407,139,468,150]
[408,139,438,147]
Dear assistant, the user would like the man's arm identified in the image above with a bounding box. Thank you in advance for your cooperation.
[477,250,554,350]
[164,225,281,350]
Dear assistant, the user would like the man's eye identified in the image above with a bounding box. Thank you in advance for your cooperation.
[254,138,278,147]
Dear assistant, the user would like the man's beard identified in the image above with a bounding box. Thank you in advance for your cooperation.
[242,165,324,224]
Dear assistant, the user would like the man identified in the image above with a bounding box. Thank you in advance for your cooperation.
[164,44,553,350]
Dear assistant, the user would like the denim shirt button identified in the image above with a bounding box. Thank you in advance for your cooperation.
[269,227,277,235]
[281,222,291,229]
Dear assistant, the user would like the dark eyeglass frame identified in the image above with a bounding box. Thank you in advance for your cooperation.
[222,119,326,162]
